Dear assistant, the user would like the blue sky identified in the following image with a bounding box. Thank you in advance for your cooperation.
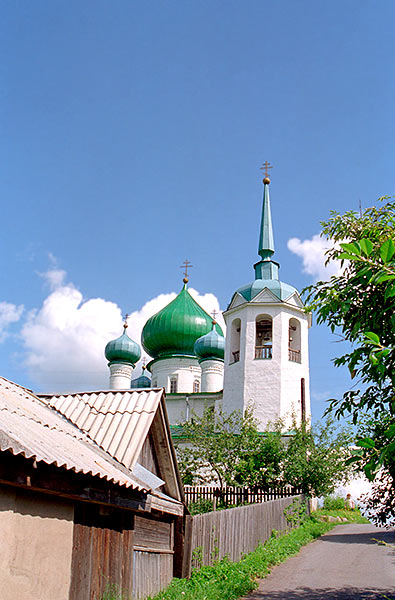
[1,1,394,420]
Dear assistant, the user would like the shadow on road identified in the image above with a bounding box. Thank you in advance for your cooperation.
[247,586,395,599]
[321,530,395,547]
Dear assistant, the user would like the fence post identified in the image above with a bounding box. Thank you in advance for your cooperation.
[181,515,194,579]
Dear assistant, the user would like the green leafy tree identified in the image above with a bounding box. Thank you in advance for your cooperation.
[176,408,350,498]
[283,419,351,497]
[305,197,395,524]
[175,407,273,491]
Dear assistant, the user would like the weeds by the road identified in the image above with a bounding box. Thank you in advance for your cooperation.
[317,508,370,524]
[146,511,360,600]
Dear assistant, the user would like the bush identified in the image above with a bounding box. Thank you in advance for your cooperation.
[188,498,214,515]
[323,495,346,510]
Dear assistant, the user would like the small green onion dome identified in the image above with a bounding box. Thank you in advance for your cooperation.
[131,374,151,388]
[105,326,141,365]
[142,281,223,359]
[194,321,225,362]
[131,365,151,388]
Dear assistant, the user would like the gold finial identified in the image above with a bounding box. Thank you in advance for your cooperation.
[141,357,147,371]
[180,259,193,283]
[123,313,129,331]
[211,309,218,325]
[260,160,272,184]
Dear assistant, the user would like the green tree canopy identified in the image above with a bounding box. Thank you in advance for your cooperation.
[175,407,350,499]
[305,196,395,524]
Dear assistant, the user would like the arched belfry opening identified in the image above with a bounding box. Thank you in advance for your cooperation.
[230,318,241,363]
[255,315,272,359]
[288,318,301,363]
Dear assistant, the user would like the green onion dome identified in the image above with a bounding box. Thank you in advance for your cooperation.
[105,326,141,365]
[131,366,151,388]
[141,281,223,360]
[131,374,151,388]
[194,321,225,362]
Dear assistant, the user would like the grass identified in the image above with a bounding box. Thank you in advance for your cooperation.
[317,507,370,524]
[146,509,367,600]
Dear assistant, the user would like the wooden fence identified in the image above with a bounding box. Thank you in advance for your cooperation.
[184,485,302,507]
[187,495,305,571]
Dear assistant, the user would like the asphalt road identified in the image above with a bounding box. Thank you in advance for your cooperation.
[244,523,395,600]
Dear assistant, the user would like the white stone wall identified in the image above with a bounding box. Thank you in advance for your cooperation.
[150,356,201,394]
[200,359,224,392]
[165,393,217,424]
[109,362,134,389]
[222,297,311,431]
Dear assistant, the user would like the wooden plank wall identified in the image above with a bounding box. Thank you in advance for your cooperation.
[133,552,173,600]
[190,495,303,568]
[69,505,176,600]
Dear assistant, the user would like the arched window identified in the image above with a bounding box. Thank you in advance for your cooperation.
[169,376,178,393]
[193,379,200,393]
[255,315,272,359]
[288,318,301,363]
[230,318,241,363]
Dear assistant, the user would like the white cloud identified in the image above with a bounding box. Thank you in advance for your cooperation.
[21,270,225,392]
[0,302,24,342]
[38,268,67,290]
[287,234,343,281]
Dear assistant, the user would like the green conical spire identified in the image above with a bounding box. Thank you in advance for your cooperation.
[258,182,275,259]
[254,177,280,281]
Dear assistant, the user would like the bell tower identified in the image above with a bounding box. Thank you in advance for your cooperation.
[222,166,311,430]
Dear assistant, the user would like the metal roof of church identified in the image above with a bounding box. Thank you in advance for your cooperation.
[141,282,223,361]
[0,377,148,490]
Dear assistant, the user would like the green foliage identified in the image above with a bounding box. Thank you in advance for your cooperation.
[323,495,346,510]
[188,498,214,515]
[284,498,307,528]
[147,514,350,600]
[282,419,352,497]
[175,407,284,491]
[316,508,370,524]
[305,197,395,524]
[177,408,351,499]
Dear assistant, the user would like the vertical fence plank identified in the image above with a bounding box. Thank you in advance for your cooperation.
[189,495,305,569]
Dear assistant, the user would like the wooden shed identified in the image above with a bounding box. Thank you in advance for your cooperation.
[0,378,188,600]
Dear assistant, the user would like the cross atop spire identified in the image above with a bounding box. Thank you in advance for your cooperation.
[260,160,273,184]
[123,313,129,331]
[180,259,193,284]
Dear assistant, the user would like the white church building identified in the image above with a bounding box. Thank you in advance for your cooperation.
[104,172,311,432]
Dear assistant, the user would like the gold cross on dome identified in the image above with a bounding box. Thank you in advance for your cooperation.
[211,309,218,320]
[260,160,273,178]
[123,313,129,330]
[180,259,193,279]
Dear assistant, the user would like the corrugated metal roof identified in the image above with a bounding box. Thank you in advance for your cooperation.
[0,377,148,491]
[39,389,165,472]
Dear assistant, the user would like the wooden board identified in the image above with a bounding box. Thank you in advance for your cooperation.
[190,495,305,568]
[134,515,173,551]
